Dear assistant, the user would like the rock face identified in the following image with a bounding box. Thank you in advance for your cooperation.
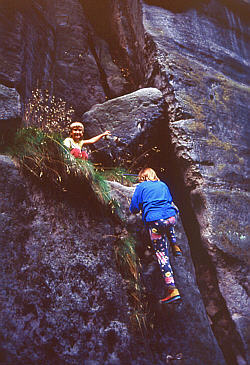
[0,155,133,365]
[0,0,134,122]
[0,85,21,120]
[0,156,225,365]
[141,1,249,364]
[81,0,146,89]
[0,0,55,100]
[0,0,249,364]
[53,0,107,117]
[82,88,166,165]
[0,84,21,148]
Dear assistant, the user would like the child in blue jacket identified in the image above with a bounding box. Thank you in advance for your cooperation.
[130,167,181,304]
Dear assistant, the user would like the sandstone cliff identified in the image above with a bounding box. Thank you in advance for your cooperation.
[0,1,249,364]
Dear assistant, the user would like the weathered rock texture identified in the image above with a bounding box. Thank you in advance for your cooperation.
[0,84,21,147]
[81,0,146,89]
[0,0,249,364]
[0,0,136,122]
[0,155,132,365]
[141,1,250,364]
[0,0,55,145]
[53,0,107,117]
[82,87,166,165]
[0,156,225,365]
[0,0,55,101]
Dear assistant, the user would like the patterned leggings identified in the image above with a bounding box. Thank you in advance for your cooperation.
[147,216,177,289]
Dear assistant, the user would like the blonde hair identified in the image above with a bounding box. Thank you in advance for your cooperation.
[69,122,84,130]
[138,168,159,182]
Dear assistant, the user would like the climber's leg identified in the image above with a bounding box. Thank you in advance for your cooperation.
[165,216,182,257]
[147,220,180,303]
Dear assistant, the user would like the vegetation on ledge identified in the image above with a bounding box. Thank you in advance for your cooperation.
[7,126,148,335]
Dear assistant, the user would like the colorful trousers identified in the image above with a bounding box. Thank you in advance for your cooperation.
[147,216,177,289]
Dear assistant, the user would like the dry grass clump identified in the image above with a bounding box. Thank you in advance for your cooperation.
[95,167,137,186]
[9,84,148,335]
[114,231,147,335]
[8,127,118,214]
[23,89,74,133]
[9,126,148,334]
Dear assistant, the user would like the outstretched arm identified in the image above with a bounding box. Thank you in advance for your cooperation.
[82,130,111,145]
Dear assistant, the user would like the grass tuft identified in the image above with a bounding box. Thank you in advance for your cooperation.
[115,232,148,335]
[7,126,148,334]
[7,127,119,215]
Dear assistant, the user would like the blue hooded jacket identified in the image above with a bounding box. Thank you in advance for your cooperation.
[130,180,178,223]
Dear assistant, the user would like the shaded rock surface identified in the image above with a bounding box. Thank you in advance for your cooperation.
[0,156,225,365]
[0,0,132,121]
[0,155,132,365]
[81,0,146,89]
[0,0,249,364]
[82,87,165,165]
[140,1,249,363]
[108,181,227,365]
[0,85,21,120]
[53,0,107,117]
[0,84,21,148]
[0,0,55,102]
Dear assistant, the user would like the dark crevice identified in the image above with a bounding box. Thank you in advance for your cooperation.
[195,160,214,166]
[0,117,22,151]
[81,2,248,360]
[120,106,246,363]
[87,32,112,100]
[0,75,16,89]
[156,120,246,365]
[80,0,144,92]
[132,10,248,361]
[143,34,188,122]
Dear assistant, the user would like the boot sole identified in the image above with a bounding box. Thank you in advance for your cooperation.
[174,252,182,257]
[159,295,181,304]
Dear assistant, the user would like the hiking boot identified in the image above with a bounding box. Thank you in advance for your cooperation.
[172,244,182,257]
[160,288,181,304]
